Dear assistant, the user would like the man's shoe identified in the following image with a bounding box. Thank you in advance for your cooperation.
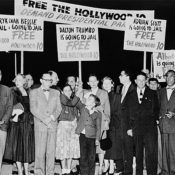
[30,170,34,174]
[12,170,18,175]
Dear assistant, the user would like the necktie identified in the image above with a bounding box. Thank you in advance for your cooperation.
[43,89,50,92]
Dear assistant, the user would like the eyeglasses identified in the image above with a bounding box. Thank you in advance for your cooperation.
[42,78,52,82]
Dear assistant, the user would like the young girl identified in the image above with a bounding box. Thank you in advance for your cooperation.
[75,94,102,175]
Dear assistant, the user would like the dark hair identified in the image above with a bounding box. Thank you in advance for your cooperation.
[62,83,73,92]
[148,78,159,84]
[136,71,147,79]
[89,94,101,107]
[48,70,55,76]
[123,69,132,78]
[88,74,98,81]
[165,70,175,77]
[62,83,75,98]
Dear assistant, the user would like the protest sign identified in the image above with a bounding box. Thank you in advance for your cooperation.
[56,25,99,61]
[153,50,175,82]
[15,0,154,31]
[0,15,43,51]
[124,18,166,52]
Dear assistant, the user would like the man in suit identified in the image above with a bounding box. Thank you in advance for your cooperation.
[159,70,175,175]
[148,78,161,175]
[0,69,13,174]
[30,72,62,175]
[128,72,159,175]
[117,69,135,175]
[83,74,110,174]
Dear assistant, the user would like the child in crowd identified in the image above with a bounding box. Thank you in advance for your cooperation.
[75,94,102,175]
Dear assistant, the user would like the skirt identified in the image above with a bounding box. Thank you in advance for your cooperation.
[55,119,80,160]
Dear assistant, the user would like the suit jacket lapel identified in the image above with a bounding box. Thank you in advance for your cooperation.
[96,88,101,97]
[38,87,48,102]
[121,83,135,104]
[48,89,54,103]
[0,85,2,97]
[168,88,175,102]
[140,87,148,104]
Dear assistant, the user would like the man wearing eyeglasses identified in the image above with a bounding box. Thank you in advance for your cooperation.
[30,72,62,175]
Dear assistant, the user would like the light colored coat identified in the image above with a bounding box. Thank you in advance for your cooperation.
[30,86,62,130]
[29,86,62,175]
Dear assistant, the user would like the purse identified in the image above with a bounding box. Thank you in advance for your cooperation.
[100,131,112,151]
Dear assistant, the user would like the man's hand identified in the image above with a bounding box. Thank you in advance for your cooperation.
[95,140,99,146]
[127,129,133,137]
[165,111,175,119]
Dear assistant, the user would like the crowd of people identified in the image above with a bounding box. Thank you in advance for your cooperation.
[0,68,174,175]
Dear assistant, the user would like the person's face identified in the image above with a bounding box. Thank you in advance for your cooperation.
[135,75,146,89]
[41,74,52,89]
[63,86,72,98]
[67,77,76,89]
[88,76,99,89]
[166,72,175,87]
[149,81,158,90]
[103,79,113,92]
[86,96,95,108]
[119,71,129,85]
[51,74,59,86]
[26,75,33,88]
[15,75,25,88]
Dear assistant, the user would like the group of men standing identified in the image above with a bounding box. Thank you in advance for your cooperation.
[0,68,175,175]
[117,69,175,175]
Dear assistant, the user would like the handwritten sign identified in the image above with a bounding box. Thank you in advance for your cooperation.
[153,50,175,82]
[124,18,166,52]
[0,15,43,51]
[15,0,154,31]
[56,25,99,61]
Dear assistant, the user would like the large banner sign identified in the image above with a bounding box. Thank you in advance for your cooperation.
[153,50,175,82]
[15,0,154,31]
[56,25,99,61]
[0,15,43,51]
[124,18,166,52]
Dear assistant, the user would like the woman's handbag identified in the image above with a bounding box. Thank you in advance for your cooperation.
[100,130,112,151]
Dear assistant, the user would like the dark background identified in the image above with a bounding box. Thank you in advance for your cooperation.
[0,0,175,88]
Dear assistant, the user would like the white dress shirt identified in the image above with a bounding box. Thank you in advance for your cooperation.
[137,87,145,104]
[166,85,175,101]
[41,87,50,100]
[121,82,131,102]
